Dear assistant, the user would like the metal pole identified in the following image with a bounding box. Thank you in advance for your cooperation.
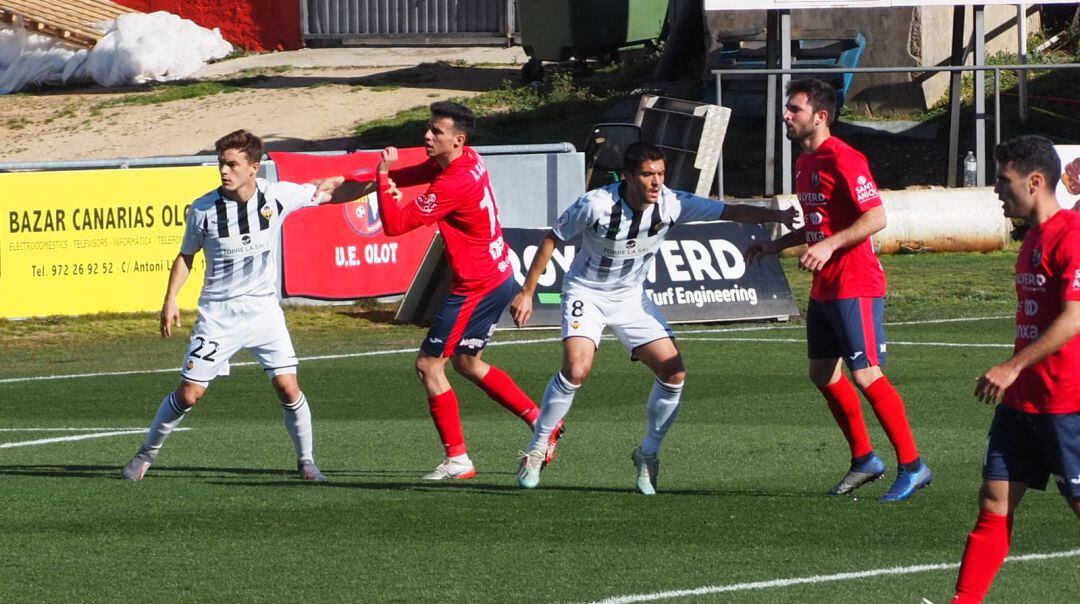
[764,10,778,197]
[994,67,1001,145]
[947,4,966,188]
[716,75,725,199]
[1017,3,1028,123]
[780,10,793,196]
[974,5,986,186]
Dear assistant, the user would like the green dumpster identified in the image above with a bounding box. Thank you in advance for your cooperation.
[517,0,668,80]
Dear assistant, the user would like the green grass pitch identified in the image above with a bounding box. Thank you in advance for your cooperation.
[2,252,1078,603]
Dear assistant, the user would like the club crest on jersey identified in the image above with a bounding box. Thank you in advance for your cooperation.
[810,172,820,187]
[1031,247,1043,267]
[415,193,438,214]
[343,192,383,237]
[186,360,194,370]
[571,321,580,329]
[260,205,273,220]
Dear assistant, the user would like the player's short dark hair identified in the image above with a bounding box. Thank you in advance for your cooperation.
[622,141,666,174]
[215,129,263,163]
[786,78,838,124]
[994,135,1061,190]
[430,101,475,140]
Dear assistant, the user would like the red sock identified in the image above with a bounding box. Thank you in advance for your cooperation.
[864,376,919,464]
[953,510,1013,604]
[818,375,873,458]
[478,366,539,426]
[428,389,467,457]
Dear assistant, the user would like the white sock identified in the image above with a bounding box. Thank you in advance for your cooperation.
[143,391,190,453]
[282,392,314,463]
[641,378,683,456]
[528,372,579,452]
[449,453,471,465]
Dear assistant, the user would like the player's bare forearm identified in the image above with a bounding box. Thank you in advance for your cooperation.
[722,203,797,229]
[822,205,886,252]
[314,177,376,205]
[160,253,193,337]
[522,232,557,294]
[976,300,1080,403]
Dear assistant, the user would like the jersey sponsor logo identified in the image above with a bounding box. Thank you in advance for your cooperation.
[241,235,251,245]
[810,171,820,187]
[854,176,878,204]
[1073,269,1080,291]
[414,193,438,214]
[797,192,826,205]
[1016,272,1047,287]
[343,194,383,237]
[1023,299,1039,316]
[807,211,823,226]
[459,337,487,349]
[848,351,864,362]
[1016,323,1040,339]
[806,231,827,243]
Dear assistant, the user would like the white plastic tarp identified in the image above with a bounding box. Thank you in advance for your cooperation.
[0,11,232,94]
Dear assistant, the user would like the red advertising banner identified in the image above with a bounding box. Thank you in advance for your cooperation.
[272,149,438,299]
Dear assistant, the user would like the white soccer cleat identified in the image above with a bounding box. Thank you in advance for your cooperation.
[517,449,545,489]
[121,448,156,481]
[632,446,659,495]
[421,457,477,481]
[297,460,327,482]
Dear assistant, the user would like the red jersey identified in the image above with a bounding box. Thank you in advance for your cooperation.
[795,136,886,301]
[378,146,510,295]
[1005,209,1080,414]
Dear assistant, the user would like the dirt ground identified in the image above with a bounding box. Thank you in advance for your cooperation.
[0,62,520,163]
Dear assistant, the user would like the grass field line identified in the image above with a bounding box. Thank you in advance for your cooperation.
[680,337,1014,349]
[0,315,1012,386]
[0,427,189,449]
[587,548,1080,604]
[0,427,154,432]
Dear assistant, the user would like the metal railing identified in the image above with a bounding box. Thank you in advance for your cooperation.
[712,62,1080,195]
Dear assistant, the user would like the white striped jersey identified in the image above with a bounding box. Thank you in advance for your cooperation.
[181,178,317,303]
[553,182,728,296]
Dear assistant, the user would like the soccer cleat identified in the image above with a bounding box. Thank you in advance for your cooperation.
[827,453,887,496]
[543,420,566,467]
[121,447,157,481]
[297,460,327,482]
[880,461,933,502]
[631,446,659,495]
[421,457,477,481]
[517,449,545,489]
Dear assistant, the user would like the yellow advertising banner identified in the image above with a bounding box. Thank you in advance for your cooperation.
[0,166,221,318]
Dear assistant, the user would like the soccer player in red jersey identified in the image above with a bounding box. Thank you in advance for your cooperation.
[369,102,560,480]
[950,136,1080,603]
[747,78,930,501]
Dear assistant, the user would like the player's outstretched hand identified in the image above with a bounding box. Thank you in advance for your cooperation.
[974,362,1020,405]
[510,291,533,328]
[160,300,181,338]
[778,205,798,230]
[378,146,399,173]
[744,240,775,264]
[385,177,403,202]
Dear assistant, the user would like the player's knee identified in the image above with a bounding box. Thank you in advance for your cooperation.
[850,366,883,391]
[415,355,446,382]
[562,363,591,385]
[662,368,686,385]
[450,354,484,379]
[175,385,203,408]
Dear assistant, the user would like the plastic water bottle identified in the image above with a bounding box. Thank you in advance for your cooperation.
[963,151,977,187]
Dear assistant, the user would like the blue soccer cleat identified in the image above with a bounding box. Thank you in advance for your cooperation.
[880,461,932,502]
[827,453,886,496]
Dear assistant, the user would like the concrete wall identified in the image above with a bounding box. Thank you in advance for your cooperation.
[704,5,1039,115]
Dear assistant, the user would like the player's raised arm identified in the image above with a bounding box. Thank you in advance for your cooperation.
[160,252,194,337]
[309,167,378,204]
[510,231,558,328]
[720,203,798,229]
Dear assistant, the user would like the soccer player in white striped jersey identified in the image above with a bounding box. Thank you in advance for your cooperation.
[122,129,358,482]
[511,142,796,494]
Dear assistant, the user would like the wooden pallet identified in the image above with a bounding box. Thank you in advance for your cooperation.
[0,0,139,49]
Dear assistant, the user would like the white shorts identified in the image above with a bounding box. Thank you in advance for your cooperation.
[561,286,673,355]
[180,296,298,385]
